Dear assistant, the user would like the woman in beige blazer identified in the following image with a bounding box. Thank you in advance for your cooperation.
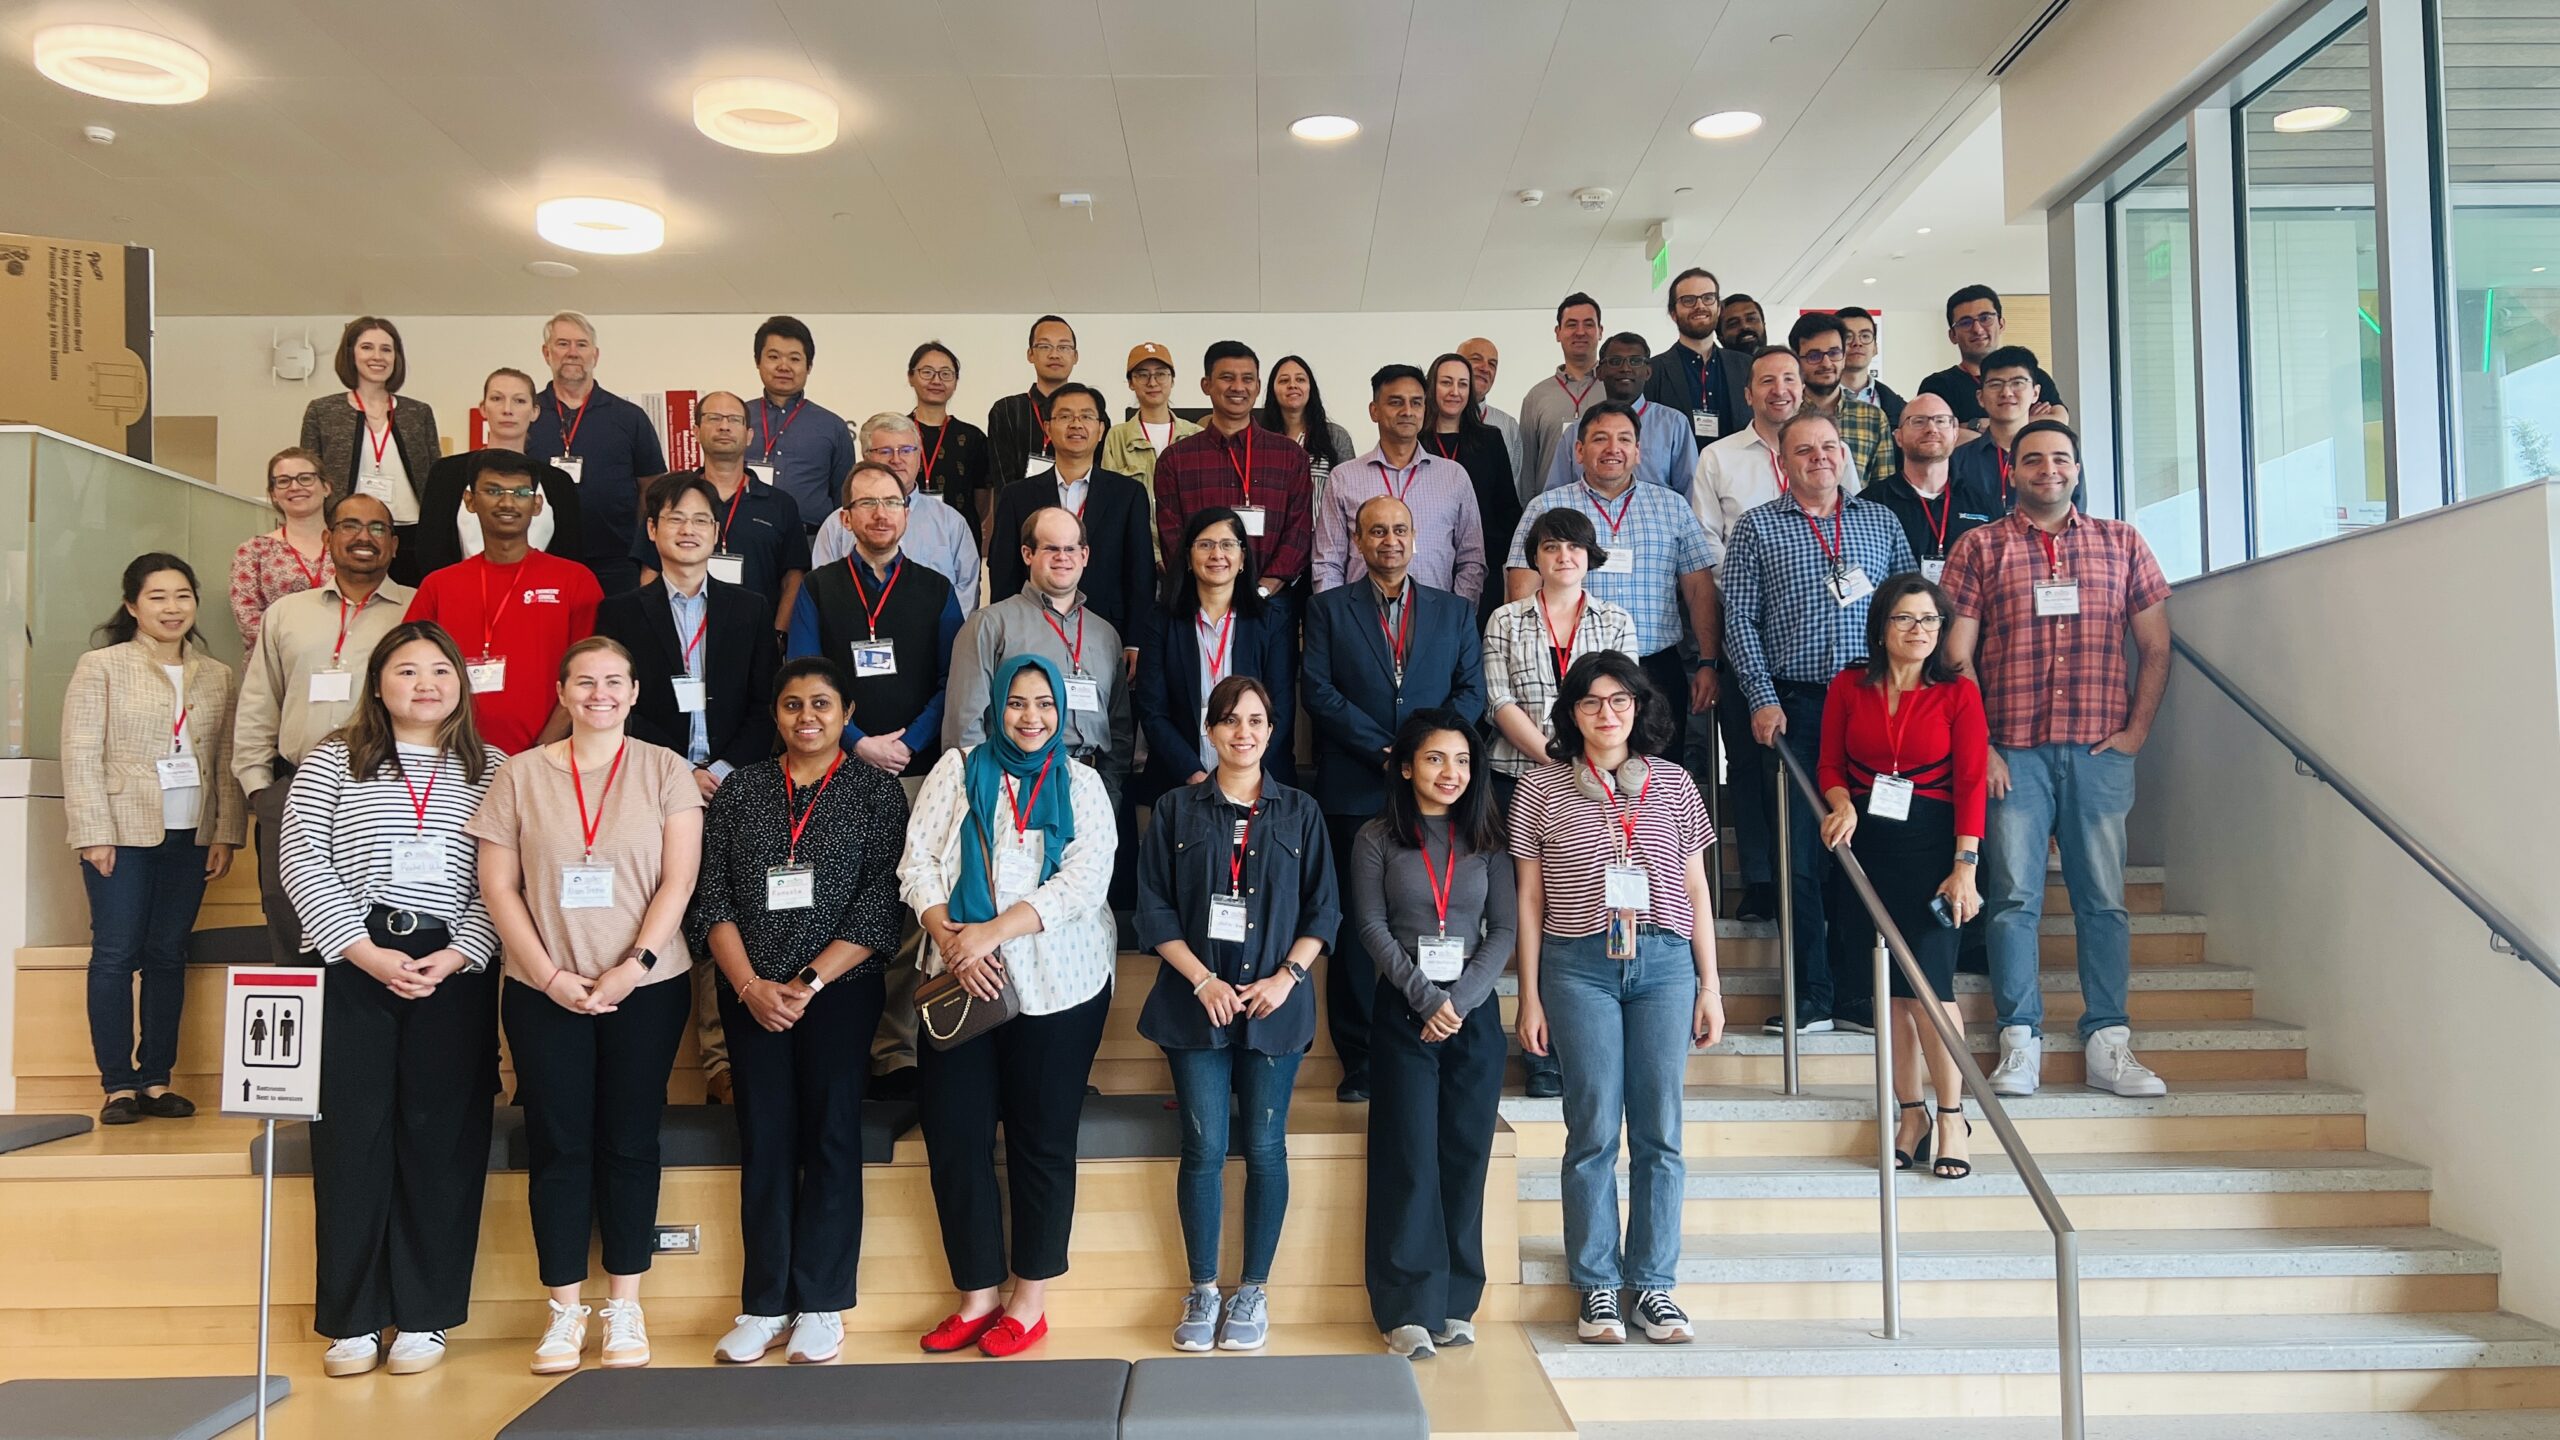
[60,553,245,1125]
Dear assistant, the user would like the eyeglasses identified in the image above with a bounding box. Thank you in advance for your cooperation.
[1796,345,1844,364]
[1672,293,1720,310]
[657,513,720,531]
[1574,692,1637,716]
[1952,314,2002,333]
[698,412,749,427]
[270,473,324,490]
[1886,613,1947,632]
[844,496,908,513]
[1130,366,1173,382]
[1982,377,2036,395]
[1030,341,1077,355]
[1031,543,1086,559]
[911,367,957,383]
[330,519,392,537]
[869,444,921,460]
[1901,414,1959,430]
[474,484,540,501]
[1191,537,1242,554]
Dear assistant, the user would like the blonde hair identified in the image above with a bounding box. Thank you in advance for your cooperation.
[860,411,920,447]
[542,311,597,347]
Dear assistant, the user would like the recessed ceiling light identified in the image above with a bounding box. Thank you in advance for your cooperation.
[33,25,209,105]
[535,198,665,256]
[1689,111,1763,141]
[2535,265,2549,273]
[692,77,840,154]
[1862,276,1877,285]
[1916,226,1932,235]
[526,260,580,279]
[1289,114,1359,142]
[2272,104,2350,133]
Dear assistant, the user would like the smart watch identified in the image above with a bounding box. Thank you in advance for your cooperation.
[797,965,827,993]
[626,947,659,971]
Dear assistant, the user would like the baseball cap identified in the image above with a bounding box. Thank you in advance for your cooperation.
[1125,342,1174,375]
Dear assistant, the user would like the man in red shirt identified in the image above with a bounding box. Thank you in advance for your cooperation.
[1942,420,2170,1101]
[1152,340,1315,632]
[404,452,603,753]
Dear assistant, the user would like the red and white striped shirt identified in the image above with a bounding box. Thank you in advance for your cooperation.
[1509,757,1715,939]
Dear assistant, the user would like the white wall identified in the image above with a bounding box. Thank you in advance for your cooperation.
[156,309,1574,498]
[2137,480,2560,1320]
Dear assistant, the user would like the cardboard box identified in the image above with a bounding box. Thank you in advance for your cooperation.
[0,231,154,460]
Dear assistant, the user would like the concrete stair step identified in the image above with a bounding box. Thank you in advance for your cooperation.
[1495,959,2256,999]
[1504,1018,2313,1085]
[1515,1226,2499,1287]
[1501,1078,2364,1127]
[1506,1017,2308,1057]
[1579,1412,2560,1439]
[1515,1148,2434,1202]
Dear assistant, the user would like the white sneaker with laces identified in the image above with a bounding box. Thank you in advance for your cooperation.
[715,1313,791,1363]
[787,1309,843,1364]
[1990,1025,2042,1097]
[599,1298,650,1369]
[385,1329,446,1375]
[2084,1025,2168,1097]
[531,1301,589,1375]
[323,1333,380,1377]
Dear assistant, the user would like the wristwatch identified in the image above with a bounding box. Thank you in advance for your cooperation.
[797,965,827,993]
[1285,960,1311,984]
[1699,656,1725,672]
[1954,849,1981,866]
[626,947,659,971]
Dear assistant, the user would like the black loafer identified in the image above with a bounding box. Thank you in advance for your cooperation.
[1524,1070,1563,1100]
[100,1095,143,1125]
[138,1091,197,1119]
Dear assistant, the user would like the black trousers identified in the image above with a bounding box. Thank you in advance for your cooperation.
[1364,981,1505,1333]
[250,768,314,967]
[917,984,1110,1293]
[310,946,497,1338]
[1325,812,1379,1085]
[1637,648,1691,760]
[719,969,886,1315]
[502,974,690,1287]
[1485,771,1558,1085]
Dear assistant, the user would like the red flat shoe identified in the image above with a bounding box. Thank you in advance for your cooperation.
[920,1310,1003,1354]
[977,1314,1048,1358]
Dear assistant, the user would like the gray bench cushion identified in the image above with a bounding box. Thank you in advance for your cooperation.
[0,1375,289,1440]
[497,1359,1128,1439]
[252,1101,919,1174]
[1121,1355,1428,1439]
[0,1114,94,1155]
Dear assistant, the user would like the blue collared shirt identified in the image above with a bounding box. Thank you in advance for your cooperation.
[1540,398,1697,498]
[526,383,667,564]
[1719,492,1918,712]
[750,394,862,528]
[812,490,982,614]
[664,581,716,771]
[1506,480,1719,654]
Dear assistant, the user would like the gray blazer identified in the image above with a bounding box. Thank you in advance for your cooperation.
[299,391,442,503]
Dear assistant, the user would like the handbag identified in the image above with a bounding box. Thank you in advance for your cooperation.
[916,812,1023,1051]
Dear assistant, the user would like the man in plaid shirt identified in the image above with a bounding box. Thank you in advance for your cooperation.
[1790,311,1894,487]
[1942,420,2171,1101]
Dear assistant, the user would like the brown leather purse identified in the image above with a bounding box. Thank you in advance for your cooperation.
[916,812,1022,1051]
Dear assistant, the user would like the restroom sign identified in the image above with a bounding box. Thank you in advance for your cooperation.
[221,968,325,1119]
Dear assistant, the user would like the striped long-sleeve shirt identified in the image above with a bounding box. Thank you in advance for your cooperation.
[278,738,507,967]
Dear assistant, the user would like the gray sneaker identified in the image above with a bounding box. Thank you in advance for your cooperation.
[1384,1324,1435,1360]
[1431,1318,1476,1348]
[1172,1285,1221,1352]
[1217,1284,1269,1351]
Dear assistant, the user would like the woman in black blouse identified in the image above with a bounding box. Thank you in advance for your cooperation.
[1422,353,1520,624]
[1353,711,1516,1359]
[1134,675,1339,1355]
[687,657,910,1367]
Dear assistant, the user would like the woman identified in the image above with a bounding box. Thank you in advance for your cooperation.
[1423,353,1521,623]
[1481,508,1640,811]
[61,554,243,1124]
[1354,712,1514,1360]
[898,655,1117,1358]
[690,658,910,1366]
[1258,355,1356,508]
[299,316,440,579]
[1133,677,1337,1354]
[278,622,506,1378]
[409,367,583,580]
[467,636,705,1375]
[1817,573,1987,1181]
[1133,506,1297,802]
[230,447,333,649]
[1511,653,1722,1346]
[907,341,992,546]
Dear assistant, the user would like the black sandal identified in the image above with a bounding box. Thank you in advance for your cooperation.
[1932,1105,1973,1180]
[1892,1100,1928,1171]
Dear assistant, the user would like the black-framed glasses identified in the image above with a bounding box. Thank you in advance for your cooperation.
[1885,613,1946,632]
[474,483,540,501]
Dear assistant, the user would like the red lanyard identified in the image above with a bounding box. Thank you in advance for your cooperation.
[331,589,376,667]
[1584,756,1650,858]
[2035,524,2065,579]
[758,396,806,462]
[782,751,844,865]
[718,474,750,550]
[1802,503,1847,571]
[1995,445,2013,506]
[1555,373,1596,408]
[1042,604,1085,671]
[917,415,950,486]
[355,393,395,471]
[570,740,627,860]
[1917,487,1954,557]
[393,752,438,835]
[1583,483,1636,542]
[851,557,903,641]
[1225,426,1256,508]
[1227,799,1260,895]
[1028,388,1053,452]
[1375,457,1421,500]
[1377,582,1414,677]
[1427,432,1459,462]
[1538,591,1585,684]
[284,534,327,589]
[680,611,708,672]
[554,395,589,454]
[171,705,190,754]
[1417,820,1457,934]
[1003,752,1057,838]
[1198,609,1235,685]
[1881,684,1921,776]
[474,558,521,660]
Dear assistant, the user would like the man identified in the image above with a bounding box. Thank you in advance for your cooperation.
[1949,345,2084,512]
[1100,341,1200,494]
[1835,306,1905,426]
[743,316,860,532]
[1154,340,1316,617]
[906,341,991,545]
[1692,347,1824,553]
[524,311,666,597]
[633,391,810,634]
[1314,364,1485,601]
[814,413,982,614]
[1919,285,2071,433]
[598,472,780,1107]
[1865,394,1998,582]
[987,382,1155,649]
[404,451,603,753]
[232,492,411,964]
[1792,312,1895,487]
[983,314,1080,516]
[1717,294,1769,353]
[1645,266,1747,450]
[1302,496,1485,1101]
[1542,333,1698,497]
[1514,293,1607,496]
[1458,336,1524,480]
[1943,420,2170,1101]
[1720,412,1917,1035]
[1507,403,1723,742]
[945,507,1134,799]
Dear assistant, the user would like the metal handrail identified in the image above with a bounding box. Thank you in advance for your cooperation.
[2170,634,2560,989]
[1768,739,2085,1439]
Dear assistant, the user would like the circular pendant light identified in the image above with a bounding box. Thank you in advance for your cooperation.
[1689,110,1763,140]
[2271,104,2350,134]
[33,25,210,105]
[536,198,666,256]
[693,78,841,154]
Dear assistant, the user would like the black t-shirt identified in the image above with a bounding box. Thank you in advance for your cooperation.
[1918,363,2067,428]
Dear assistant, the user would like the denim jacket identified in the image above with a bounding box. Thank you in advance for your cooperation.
[1134,777,1339,1055]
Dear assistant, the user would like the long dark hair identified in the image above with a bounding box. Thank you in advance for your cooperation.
[1258,355,1343,467]
[1425,352,1492,442]
[92,552,204,651]
[1158,506,1267,618]
[339,622,494,786]
[1547,650,1672,761]
[1383,709,1502,853]
[1858,572,1963,689]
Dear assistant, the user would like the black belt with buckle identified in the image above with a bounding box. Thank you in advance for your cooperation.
[367,903,449,940]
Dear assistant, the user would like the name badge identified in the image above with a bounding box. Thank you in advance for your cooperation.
[155,754,201,790]
[1208,895,1249,943]
[1867,773,1915,822]
[1604,862,1651,913]
[1692,408,1720,440]
[551,456,584,485]
[389,834,448,883]
[559,862,615,910]
[747,462,777,488]
[2034,579,2081,617]
[707,553,746,587]
[853,643,898,678]
[1064,672,1102,712]
[468,657,507,693]
[1832,566,1876,606]
[1600,542,1636,574]
[307,669,353,704]
[1921,558,1947,584]
[1418,934,1466,983]
[766,864,815,911]
[996,833,1043,897]
[1233,505,1267,537]
[1025,454,1053,479]
[672,676,707,714]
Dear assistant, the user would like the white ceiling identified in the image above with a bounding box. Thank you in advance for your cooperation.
[0,0,2048,317]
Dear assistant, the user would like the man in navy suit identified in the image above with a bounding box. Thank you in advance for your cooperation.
[983,382,1154,665]
[1302,495,1486,1101]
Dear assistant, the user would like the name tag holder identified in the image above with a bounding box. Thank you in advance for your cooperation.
[2034,579,2081,617]
[707,553,745,587]
[1604,862,1652,913]
[1867,773,1915,822]
[1064,672,1102,713]
[155,754,201,790]
[1208,895,1249,943]
[746,462,777,489]
[1417,933,1465,983]
[766,865,815,911]
[1920,558,1947,584]
[1233,505,1267,538]
[672,676,708,714]
[551,456,584,485]
[389,834,448,883]
[853,643,897,678]
[995,832,1042,898]
[468,656,507,694]
[307,669,353,704]
[559,862,615,910]
[1691,409,1719,440]
[1600,543,1636,574]
[1832,566,1876,607]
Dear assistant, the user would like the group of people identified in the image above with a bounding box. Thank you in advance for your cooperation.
[60,273,2171,1373]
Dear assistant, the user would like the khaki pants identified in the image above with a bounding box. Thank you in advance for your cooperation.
[692,955,729,1079]
[873,773,928,1073]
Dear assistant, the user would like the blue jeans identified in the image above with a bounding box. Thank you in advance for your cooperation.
[1984,744,2136,1038]
[83,829,210,1093]
[1165,1044,1303,1286]
[1538,928,1696,1291]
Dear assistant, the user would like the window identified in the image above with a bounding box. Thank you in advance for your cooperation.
[2439,2,2560,497]
[2113,151,2203,579]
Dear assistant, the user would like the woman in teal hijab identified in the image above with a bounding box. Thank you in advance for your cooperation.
[897,650,1119,1359]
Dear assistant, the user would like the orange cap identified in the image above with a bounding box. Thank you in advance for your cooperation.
[1124,342,1174,375]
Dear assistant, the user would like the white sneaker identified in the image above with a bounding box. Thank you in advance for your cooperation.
[2084,1025,2168,1097]
[599,1298,650,1368]
[787,1309,843,1364]
[323,1333,380,1377]
[531,1301,589,1375]
[714,1313,791,1363]
[1384,1324,1435,1360]
[1990,1025,2042,1097]
[385,1329,446,1375]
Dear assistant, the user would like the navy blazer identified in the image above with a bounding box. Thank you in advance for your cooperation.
[594,577,778,775]
[1300,579,1485,816]
[1133,599,1296,803]
[985,467,1155,645]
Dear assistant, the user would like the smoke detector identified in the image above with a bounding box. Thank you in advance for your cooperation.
[83,124,115,145]
[1514,189,1545,208]
[1573,186,1613,212]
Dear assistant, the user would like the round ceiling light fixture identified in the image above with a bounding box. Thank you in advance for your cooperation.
[692,77,840,154]
[33,24,209,105]
[1289,114,1360,142]
[2272,104,2350,133]
[535,197,665,256]
[1689,110,1763,141]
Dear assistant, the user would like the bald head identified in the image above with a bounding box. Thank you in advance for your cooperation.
[1895,392,1960,467]
[1355,495,1415,590]
[1458,338,1500,397]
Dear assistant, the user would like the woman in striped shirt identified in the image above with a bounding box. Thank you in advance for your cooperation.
[1510,652,1723,1347]
[277,621,507,1379]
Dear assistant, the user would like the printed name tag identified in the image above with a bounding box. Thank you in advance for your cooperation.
[307,669,353,704]
[1025,455,1053,478]
[1064,673,1102,712]
[747,463,777,488]
[1833,566,1876,606]
[1604,862,1651,912]
[672,677,707,714]
[1867,773,1915,822]
[559,862,615,910]
[1208,895,1249,942]
[155,754,201,790]
[551,456,584,485]
[389,834,448,883]
[1600,543,1636,574]
[1233,505,1267,537]
[707,553,745,587]
[1921,559,1947,584]
[1418,935,1466,983]
[996,835,1042,897]
[2034,580,2081,617]
[853,643,897,678]
[1692,409,1720,440]
[766,865,815,911]
[468,658,507,693]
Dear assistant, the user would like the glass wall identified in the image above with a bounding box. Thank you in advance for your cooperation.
[2439,1,2560,496]
[2113,152,2204,579]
